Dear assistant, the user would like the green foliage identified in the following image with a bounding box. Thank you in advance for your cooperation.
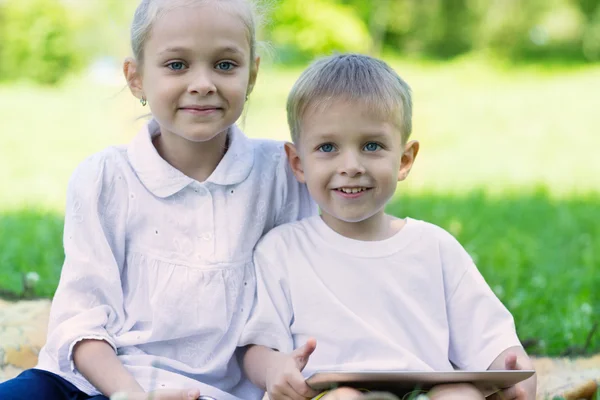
[267,0,371,62]
[0,0,84,84]
[0,209,64,298]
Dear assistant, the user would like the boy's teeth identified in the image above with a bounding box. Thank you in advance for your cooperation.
[340,187,364,194]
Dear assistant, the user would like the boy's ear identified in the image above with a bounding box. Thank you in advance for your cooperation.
[398,140,420,181]
[284,142,306,183]
[247,56,261,97]
[123,57,144,100]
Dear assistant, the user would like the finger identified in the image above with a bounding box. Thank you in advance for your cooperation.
[273,383,306,400]
[504,352,519,370]
[184,388,201,400]
[292,337,317,370]
[488,386,519,400]
[287,370,320,398]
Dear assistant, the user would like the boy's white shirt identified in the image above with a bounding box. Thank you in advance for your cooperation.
[240,215,522,376]
[35,119,317,400]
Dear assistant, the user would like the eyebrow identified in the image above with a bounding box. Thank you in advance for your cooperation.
[157,45,245,57]
[311,131,391,141]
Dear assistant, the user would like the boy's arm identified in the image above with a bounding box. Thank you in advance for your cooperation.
[487,346,537,400]
[243,345,281,390]
[243,342,319,399]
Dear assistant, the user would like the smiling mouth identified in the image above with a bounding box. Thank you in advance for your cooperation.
[335,187,371,194]
[180,106,222,112]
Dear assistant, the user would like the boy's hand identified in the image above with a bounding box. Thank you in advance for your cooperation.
[110,388,201,400]
[487,353,526,400]
[266,338,320,400]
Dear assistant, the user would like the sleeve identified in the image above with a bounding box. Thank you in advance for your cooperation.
[274,146,318,226]
[43,151,128,374]
[238,237,295,353]
[442,233,522,371]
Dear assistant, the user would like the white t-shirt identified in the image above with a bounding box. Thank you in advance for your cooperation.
[240,216,521,376]
[35,119,317,400]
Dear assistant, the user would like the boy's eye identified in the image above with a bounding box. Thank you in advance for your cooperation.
[318,143,335,153]
[364,142,381,152]
[167,61,186,71]
[216,61,235,71]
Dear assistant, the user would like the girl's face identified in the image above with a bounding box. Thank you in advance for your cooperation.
[128,2,258,143]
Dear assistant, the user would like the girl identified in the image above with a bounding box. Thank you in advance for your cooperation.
[0,1,315,399]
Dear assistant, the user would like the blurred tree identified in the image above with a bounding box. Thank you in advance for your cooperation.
[0,0,83,84]
[574,0,600,60]
[267,0,371,62]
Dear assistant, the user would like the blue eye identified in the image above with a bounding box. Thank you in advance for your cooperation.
[167,61,185,71]
[364,142,381,152]
[318,143,335,153]
[216,61,235,71]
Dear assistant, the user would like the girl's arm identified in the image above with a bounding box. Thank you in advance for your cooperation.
[73,339,143,396]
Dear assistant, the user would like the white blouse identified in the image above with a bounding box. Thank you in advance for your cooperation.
[35,119,317,400]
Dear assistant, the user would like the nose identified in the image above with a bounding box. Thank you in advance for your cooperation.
[188,66,216,96]
[338,150,365,177]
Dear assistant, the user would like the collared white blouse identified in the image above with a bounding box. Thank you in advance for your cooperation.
[35,120,317,400]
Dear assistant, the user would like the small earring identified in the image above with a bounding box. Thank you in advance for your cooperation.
[245,94,249,101]
[140,97,147,106]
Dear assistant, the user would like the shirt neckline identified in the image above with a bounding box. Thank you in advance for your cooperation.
[306,215,422,258]
[127,119,255,198]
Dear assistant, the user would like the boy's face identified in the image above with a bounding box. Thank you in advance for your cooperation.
[286,99,418,229]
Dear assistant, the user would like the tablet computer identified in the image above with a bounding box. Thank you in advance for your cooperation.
[305,370,535,397]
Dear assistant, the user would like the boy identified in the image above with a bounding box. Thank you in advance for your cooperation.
[239,54,536,400]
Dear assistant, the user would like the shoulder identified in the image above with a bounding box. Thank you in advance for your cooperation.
[406,218,470,258]
[248,138,293,176]
[255,217,316,255]
[67,146,129,192]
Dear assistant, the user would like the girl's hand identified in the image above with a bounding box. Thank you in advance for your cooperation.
[487,353,527,400]
[110,388,201,400]
[266,338,320,400]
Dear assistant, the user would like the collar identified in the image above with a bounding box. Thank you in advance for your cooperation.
[127,119,255,198]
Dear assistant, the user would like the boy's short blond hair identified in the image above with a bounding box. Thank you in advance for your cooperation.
[287,53,413,144]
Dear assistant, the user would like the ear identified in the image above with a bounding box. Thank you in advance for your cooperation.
[246,56,261,97]
[123,57,144,100]
[398,140,420,182]
[284,142,306,183]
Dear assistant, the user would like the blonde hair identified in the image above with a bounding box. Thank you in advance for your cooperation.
[287,53,413,144]
[130,0,265,65]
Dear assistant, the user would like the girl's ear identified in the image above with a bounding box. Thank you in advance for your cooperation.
[246,56,261,97]
[284,142,306,183]
[123,57,144,100]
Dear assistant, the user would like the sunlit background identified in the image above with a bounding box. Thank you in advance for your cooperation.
[1,0,599,356]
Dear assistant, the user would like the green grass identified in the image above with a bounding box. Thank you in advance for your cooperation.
[1,59,599,356]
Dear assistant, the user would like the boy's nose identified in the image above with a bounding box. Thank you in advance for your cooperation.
[338,151,366,177]
[188,68,216,96]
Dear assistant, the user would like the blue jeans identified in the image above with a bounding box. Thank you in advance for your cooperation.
[0,369,109,400]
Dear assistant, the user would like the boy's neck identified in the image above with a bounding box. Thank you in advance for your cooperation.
[153,129,229,183]
[320,211,405,241]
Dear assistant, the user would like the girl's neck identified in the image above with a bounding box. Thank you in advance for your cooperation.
[154,128,229,183]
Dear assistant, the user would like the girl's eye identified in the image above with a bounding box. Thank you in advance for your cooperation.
[216,61,235,71]
[364,142,381,152]
[318,143,335,153]
[167,61,186,71]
